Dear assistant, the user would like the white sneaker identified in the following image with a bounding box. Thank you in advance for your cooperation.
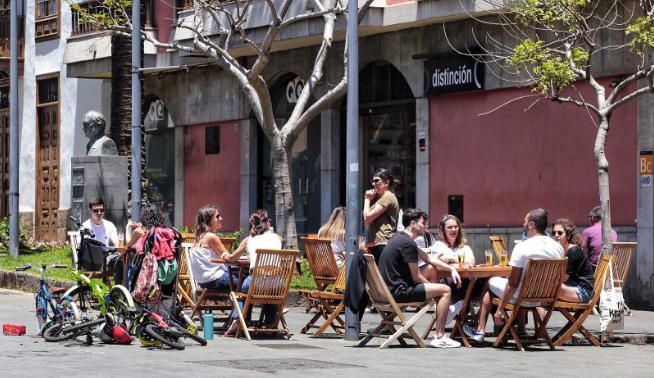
[463,323,484,342]
[430,335,461,348]
[446,300,464,327]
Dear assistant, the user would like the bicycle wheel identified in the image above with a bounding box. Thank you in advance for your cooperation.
[108,285,135,324]
[63,285,96,313]
[43,318,104,342]
[60,299,82,322]
[144,324,185,350]
[35,294,50,335]
[168,320,207,346]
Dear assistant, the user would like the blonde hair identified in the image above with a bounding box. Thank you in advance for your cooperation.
[317,206,346,242]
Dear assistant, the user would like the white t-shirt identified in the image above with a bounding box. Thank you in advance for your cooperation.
[247,231,282,268]
[189,246,226,284]
[331,240,346,268]
[82,218,118,247]
[415,238,475,267]
[509,234,565,299]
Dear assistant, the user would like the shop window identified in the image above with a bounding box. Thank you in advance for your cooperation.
[35,0,59,41]
[205,126,220,155]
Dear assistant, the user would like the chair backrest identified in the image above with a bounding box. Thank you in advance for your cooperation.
[68,231,81,265]
[362,254,401,310]
[489,235,507,260]
[247,249,298,302]
[183,246,199,300]
[611,242,637,286]
[220,237,237,252]
[333,265,347,293]
[586,254,611,307]
[518,258,567,305]
[181,233,195,244]
[301,237,340,290]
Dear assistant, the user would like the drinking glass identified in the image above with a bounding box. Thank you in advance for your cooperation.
[484,249,494,266]
[117,232,125,247]
[457,252,465,267]
[500,250,508,267]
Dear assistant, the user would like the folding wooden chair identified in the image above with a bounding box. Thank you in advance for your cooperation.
[185,246,233,321]
[229,249,299,341]
[358,254,434,348]
[611,242,637,315]
[489,235,507,261]
[492,258,567,351]
[301,266,346,336]
[299,237,340,313]
[553,255,611,346]
[177,236,237,309]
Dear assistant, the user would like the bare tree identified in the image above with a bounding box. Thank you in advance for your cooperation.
[456,0,654,255]
[73,0,374,248]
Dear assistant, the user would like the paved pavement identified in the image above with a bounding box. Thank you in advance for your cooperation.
[1,288,653,377]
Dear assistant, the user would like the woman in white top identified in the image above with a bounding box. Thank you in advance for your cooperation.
[317,206,346,268]
[188,205,235,291]
[223,209,282,335]
[432,214,475,267]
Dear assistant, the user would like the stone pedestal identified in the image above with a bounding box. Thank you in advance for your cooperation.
[71,156,129,234]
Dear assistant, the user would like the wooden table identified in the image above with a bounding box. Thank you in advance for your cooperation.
[434,264,512,347]
[211,258,251,291]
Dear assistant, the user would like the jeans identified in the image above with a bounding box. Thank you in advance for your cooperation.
[232,275,277,324]
[199,272,236,291]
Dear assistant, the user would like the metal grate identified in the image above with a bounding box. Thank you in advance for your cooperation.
[192,358,362,372]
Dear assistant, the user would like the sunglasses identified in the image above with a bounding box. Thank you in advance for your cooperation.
[552,230,565,236]
[371,178,381,184]
[92,208,105,214]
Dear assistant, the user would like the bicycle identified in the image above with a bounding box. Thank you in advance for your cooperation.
[63,217,135,324]
[130,306,187,350]
[16,263,81,335]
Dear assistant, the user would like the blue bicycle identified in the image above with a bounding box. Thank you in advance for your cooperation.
[16,263,81,335]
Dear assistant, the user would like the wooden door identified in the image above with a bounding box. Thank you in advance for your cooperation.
[35,76,60,241]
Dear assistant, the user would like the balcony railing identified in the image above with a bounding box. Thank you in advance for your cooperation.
[71,3,105,36]
[0,15,25,59]
[177,0,194,9]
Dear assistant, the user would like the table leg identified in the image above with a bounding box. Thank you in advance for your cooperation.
[450,277,476,348]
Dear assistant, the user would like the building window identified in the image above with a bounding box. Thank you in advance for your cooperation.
[35,0,59,40]
[71,1,104,36]
[205,126,220,155]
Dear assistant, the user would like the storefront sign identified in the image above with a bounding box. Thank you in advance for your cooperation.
[640,150,653,187]
[424,55,484,95]
[286,77,305,104]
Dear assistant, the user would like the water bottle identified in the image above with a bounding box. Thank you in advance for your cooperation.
[202,311,214,340]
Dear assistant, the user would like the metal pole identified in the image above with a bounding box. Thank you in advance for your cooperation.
[344,0,360,341]
[131,0,142,221]
[8,0,19,258]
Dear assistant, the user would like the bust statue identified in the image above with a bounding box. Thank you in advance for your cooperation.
[83,110,118,156]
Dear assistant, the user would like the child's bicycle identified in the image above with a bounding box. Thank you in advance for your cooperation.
[16,263,81,335]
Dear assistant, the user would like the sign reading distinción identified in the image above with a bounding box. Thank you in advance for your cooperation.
[424,55,484,95]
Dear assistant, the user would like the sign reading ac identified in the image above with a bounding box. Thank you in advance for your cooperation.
[286,77,305,104]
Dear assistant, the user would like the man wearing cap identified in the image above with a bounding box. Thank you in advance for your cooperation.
[582,205,618,269]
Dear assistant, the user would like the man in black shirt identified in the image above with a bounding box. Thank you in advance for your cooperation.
[378,208,462,348]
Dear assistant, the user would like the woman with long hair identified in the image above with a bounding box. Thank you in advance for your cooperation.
[552,218,594,303]
[188,205,234,293]
[317,206,346,267]
[363,168,399,264]
[432,214,475,266]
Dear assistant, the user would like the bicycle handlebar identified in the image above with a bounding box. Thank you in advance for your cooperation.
[15,263,67,272]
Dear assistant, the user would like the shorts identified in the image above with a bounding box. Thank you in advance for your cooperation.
[567,279,593,303]
[489,277,538,307]
[393,284,427,303]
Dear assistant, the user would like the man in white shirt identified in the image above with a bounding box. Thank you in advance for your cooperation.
[82,198,118,247]
[464,208,564,342]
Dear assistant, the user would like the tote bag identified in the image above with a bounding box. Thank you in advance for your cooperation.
[599,261,625,333]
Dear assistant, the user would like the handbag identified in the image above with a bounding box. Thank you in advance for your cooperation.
[599,261,625,333]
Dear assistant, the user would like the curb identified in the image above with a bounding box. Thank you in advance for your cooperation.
[0,268,73,293]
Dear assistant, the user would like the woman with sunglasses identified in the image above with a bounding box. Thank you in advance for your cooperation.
[552,219,594,303]
[363,168,399,264]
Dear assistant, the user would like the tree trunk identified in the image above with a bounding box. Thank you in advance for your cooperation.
[270,134,298,250]
[594,115,614,255]
[110,33,132,156]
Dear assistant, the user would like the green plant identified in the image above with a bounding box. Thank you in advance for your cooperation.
[290,260,316,290]
[0,247,76,282]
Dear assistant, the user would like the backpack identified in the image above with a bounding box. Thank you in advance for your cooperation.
[131,251,161,304]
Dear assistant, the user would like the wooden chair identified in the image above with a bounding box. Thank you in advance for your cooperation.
[492,258,567,351]
[358,254,434,348]
[611,242,637,315]
[553,255,611,346]
[301,266,346,336]
[69,230,112,287]
[299,237,340,313]
[489,235,507,261]
[177,236,237,309]
[229,249,299,341]
[184,246,233,321]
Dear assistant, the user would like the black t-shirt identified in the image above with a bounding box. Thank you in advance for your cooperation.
[378,232,420,296]
[565,245,594,293]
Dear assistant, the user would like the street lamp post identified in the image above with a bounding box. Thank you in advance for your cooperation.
[8,0,20,258]
[344,0,361,341]
[131,0,142,221]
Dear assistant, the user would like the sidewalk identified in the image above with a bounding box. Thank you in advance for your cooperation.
[1,288,653,377]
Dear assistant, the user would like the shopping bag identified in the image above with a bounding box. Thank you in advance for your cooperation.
[599,261,625,333]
